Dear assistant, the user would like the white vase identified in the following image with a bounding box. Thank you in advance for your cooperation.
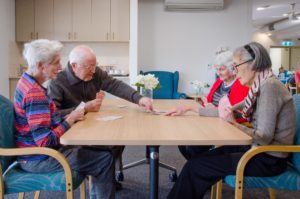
[196,87,202,96]
[140,87,153,99]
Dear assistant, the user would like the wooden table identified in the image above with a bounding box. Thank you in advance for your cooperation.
[61,99,252,199]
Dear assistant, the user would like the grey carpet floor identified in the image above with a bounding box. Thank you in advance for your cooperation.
[4,146,300,199]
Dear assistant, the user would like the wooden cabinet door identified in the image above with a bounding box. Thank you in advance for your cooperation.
[16,0,35,41]
[73,0,92,41]
[35,0,54,39]
[54,0,72,41]
[110,0,130,41]
[91,0,110,41]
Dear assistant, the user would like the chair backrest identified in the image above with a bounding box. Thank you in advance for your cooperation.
[140,71,179,99]
[292,94,300,172]
[0,95,16,171]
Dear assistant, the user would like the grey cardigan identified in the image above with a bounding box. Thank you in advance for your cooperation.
[235,77,295,158]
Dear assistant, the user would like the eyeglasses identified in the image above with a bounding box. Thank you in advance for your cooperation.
[232,59,253,72]
[79,63,97,70]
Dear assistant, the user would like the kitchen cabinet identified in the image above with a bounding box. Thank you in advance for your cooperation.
[53,0,72,41]
[54,0,92,41]
[72,0,93,41]
[91,0,111,41]
[16,0,53,41]
[35,0,54,40]
[16,0,129,42]
[16,0,34,41]
[92,0,129,41]
[110,0,130,41]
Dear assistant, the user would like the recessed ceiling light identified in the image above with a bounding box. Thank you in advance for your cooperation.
[256,5,270,11]
[283,13,289,17]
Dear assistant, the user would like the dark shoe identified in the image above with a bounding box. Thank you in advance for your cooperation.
[116,181,123,191]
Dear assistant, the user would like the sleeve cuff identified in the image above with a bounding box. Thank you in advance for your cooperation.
[61,120,71,131]
[132,91,143,104]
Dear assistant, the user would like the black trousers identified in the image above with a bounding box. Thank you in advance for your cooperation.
[178,145,212,160]
[168,145,287,199]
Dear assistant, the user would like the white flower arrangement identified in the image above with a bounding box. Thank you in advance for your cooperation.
[134,74,160,90]
[191,80,210,90]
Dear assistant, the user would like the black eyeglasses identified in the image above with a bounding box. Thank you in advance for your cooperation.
[233,59,253,72]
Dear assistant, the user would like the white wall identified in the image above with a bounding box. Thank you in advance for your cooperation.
[0,0,15,98]
[138,0,252,94]
[252,32,277,51]
[269,48,282,76]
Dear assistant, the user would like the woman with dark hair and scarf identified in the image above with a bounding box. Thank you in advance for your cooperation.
[167,42,296,199]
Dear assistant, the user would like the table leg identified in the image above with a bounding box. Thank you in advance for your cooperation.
[149,146,159,199]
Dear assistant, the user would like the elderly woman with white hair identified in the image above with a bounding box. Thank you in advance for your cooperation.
[167,42,295,199]
[14,39,116,199]
[165,48,249,159]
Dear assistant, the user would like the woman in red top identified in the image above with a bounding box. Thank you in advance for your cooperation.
[165,47,249,159]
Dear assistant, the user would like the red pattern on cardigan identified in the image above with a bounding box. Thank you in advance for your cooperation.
[206,78,249,123]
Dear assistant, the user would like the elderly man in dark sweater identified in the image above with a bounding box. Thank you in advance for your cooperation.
[48,45,153,191]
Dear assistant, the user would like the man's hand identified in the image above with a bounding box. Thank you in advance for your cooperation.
[85,91,105,112]
[138,97,153,111]
[96,90,105,100]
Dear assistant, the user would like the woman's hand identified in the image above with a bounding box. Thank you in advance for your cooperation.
[218,95,236,123]
[164,106,188,116]
[203,103,215,108]
[65,110,85,126]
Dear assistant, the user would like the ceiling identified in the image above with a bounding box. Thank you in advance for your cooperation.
[252,0,300,39]
[252,0,300,27]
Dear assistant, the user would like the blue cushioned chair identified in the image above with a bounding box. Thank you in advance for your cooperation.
[0,95,86,199]
[140,71,186,99]
[214,94,300,199]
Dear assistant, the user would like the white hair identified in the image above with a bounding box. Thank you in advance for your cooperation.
[23,39,63,73]
[69,45,95,65]
[214,47,234,71]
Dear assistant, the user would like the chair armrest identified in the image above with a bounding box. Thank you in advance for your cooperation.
[234,145,300,199]
[0,147,74,197]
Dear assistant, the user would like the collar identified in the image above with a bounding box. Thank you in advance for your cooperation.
[23,72,47,92]
[66,62,83,85]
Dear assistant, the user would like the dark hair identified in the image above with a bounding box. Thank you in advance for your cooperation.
[234,42,272,72]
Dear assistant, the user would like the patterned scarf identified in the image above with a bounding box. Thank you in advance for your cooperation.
[242,69,274,121]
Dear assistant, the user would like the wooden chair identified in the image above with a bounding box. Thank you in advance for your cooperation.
[0,95,86,199]
[213,94,300,199]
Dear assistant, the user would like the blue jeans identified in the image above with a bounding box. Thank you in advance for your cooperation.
[20,146,115,199]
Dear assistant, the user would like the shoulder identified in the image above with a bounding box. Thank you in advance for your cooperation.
[50,69,68,87]
[261,77,284,91]
[211,78,222,88]
[260,77,291,100]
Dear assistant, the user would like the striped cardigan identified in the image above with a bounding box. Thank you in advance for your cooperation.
[14,73,70,160]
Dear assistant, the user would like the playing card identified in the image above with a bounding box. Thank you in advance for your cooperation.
[75,101,86,111]
[96,115,123,121]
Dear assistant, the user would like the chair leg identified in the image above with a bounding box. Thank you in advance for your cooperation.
[122,158,148,170]
[88,176,92,193]
[33,191,40,199]
[80,180,86,199]
[268,188,276,199]
[18,192,25,199]
[211,180,222,199]
[158,162,176,172]
[216,180,222,199]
